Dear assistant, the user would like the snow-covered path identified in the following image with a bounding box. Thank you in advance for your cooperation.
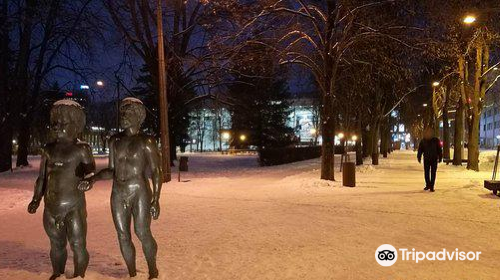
[1,151,500,280]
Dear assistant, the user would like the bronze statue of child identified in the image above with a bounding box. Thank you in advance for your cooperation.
[78,97,162,279]
[28,100,95,279]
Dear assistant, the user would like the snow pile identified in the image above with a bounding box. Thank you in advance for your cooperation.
[356,164,376,173]
[479,150,497,172]
[297,178,339,188]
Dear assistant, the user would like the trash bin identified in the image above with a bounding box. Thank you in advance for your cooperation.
[179,156,189,172]
[342,162,355,187]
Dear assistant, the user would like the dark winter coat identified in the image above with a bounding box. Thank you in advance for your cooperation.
[417,137,443,162]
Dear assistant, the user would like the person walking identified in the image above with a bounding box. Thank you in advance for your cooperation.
[417,127,442,192]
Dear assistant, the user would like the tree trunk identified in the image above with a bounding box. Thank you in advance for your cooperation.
[13,0,36,167]
[320,93,336,180]
[386,126,391,154]
[371,121,380,165]
[468,41,488,171]
[356,119,363,165]
[0,124,12,172]
[16,122,30,166]
[363,126,371,158]
[380,120,388,158]
[454,56,467,165]
[453,101,464,165]
[170,132,176,166]
[0,0,12,172]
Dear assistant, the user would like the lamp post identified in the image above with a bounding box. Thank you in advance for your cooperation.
[157,0,171,182]
[432,81,440,138]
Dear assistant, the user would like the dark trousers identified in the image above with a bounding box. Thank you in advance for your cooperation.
[424,160,438,189]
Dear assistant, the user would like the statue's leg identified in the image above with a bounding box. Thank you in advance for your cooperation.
[111,193,136,277]
[43,209,67,278]
[66,205,89,278]
[133,192,158,279]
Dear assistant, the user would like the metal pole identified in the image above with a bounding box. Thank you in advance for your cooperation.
[157,0,171,182]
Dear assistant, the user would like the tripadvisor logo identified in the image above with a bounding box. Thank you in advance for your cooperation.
[375,244,482,267]
[375,244,398,267]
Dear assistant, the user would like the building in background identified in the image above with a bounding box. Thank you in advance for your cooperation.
[479,76,500,149]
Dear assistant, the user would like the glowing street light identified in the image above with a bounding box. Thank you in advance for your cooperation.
[463,15,476,24]
[337,132,344,139]
[351,135,358,141]
[310,128,317,135]
[423,103,428,107]
[240,134,246,141]
[96,80,104,87]
[222,132,230,140]
[432,81,440,87]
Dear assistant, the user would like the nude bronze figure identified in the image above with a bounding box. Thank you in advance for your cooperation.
[28,100,95,280]
[78,97,162,279]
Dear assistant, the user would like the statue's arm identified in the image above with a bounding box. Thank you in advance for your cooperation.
[78,137,114,191]
[145,136,163,219]
[81,143,96,176]
[91,136,116,181]
[145,136,163,202]
[28,149,48,213]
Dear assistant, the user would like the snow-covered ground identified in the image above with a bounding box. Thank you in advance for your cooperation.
[1,150,500,280]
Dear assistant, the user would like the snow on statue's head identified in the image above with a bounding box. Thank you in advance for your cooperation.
[50,100,86,139]
[120,97,146,128]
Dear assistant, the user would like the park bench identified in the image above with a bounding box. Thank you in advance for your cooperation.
[484,146,500,196]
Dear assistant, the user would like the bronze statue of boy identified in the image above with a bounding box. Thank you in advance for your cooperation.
[28,100,95,280]
[78,97,162,279]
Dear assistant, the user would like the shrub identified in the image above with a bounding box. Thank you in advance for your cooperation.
[259,146,321,166]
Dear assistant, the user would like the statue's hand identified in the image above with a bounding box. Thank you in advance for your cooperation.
[78,179,93,191]
[150,200,160,220]
[27,199,40,214]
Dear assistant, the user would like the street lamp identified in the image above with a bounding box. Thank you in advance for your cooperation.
[310,128,317,135]
[96,80,104,87]
[463,15,476,24]
[222,132,230,140]
[337,132,344,139]
[240,134,246,141]
[432,81,440,87]
[423,103,428,107]
[351,135,358,141]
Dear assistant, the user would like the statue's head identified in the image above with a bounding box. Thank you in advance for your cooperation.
[119,97,146,130]
[50,100,86,141]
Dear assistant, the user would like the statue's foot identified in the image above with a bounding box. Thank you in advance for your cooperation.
[72,273,85,278]
[148,268,159,279]
[128,271,137,278]
[49,274,61,280]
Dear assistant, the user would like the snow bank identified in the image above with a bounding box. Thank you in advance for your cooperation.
[479,150,498,172]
